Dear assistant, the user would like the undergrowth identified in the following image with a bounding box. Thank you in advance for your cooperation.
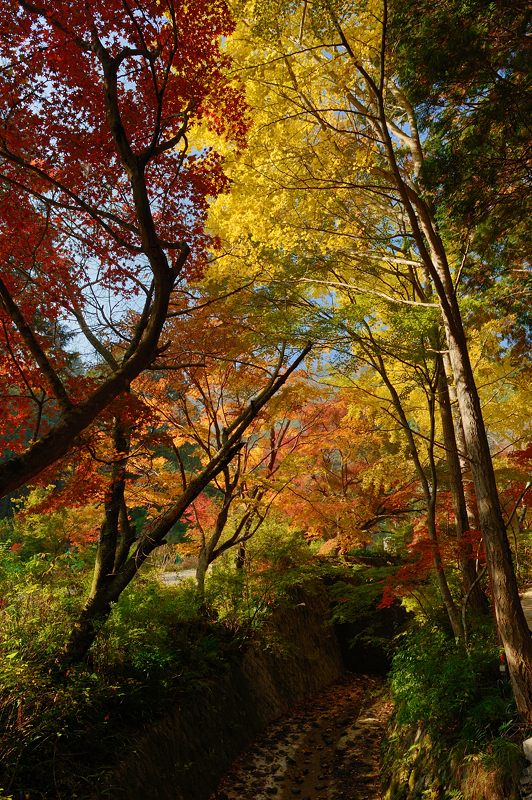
[0,526,339,799]
[387,622,526,799]
[0,564,236,799]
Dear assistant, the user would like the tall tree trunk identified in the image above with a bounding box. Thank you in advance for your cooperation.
[63,416,129,665]
[405,177,532,713]
[442,308,532,715]
[437,366,488,617]
[235,540,247,570]
[63,593,114,666]
[427,499,463,639]
[442,351,481,537]
[374,60,532,717]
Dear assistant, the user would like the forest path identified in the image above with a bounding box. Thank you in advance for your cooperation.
[521,587,532,631]
[211,675,392,800]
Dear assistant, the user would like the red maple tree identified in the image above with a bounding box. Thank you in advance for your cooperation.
[0,0,248,495]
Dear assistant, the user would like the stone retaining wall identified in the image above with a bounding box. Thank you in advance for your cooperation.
[98,588,343,800]
[382,718,523,800]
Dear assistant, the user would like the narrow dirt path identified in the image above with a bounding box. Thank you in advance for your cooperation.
[211,675,393,800]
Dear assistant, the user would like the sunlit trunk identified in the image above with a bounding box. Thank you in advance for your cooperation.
[437,367,488,618]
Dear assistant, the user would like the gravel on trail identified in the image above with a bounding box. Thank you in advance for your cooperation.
[211,675,393,800]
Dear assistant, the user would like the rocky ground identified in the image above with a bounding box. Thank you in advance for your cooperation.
[210,675,393,800]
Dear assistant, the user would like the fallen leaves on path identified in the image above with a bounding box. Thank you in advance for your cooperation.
[211,674,393,800]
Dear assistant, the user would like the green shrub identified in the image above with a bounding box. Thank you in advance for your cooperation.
[390,623,515,748]
[0,555,235,797]
[203,523,343,633]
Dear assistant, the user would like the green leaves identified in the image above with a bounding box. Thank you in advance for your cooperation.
[390,0,531,277]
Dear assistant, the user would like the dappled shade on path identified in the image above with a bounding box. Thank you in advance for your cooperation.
[211,675,392,800]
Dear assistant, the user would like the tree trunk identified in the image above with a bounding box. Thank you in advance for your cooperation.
[414,196,532,716]
[60,345,313,664]
[442,352,481,536]
[62,594,113,666]
[443,313,532,716]
[376,80,532,718]
[437,366,488,617]
[427,502,464,639]
[196,547,211,602]
[235,541,246,570]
